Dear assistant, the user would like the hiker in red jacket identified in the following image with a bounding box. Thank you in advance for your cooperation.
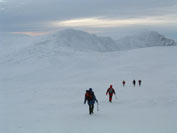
[106,85,116,102]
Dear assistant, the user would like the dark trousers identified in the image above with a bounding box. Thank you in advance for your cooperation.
[89,104,94,115]
[109,94,113,102]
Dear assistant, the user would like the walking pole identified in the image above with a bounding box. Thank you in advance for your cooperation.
[115,94,118,100]
[97,102,99,111]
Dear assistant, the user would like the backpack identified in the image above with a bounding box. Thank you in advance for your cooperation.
[109,88,114,94]
[85,91,93,100]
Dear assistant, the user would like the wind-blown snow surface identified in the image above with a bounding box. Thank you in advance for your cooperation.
[0,44,177,133]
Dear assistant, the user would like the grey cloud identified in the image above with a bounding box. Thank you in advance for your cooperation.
[0,0,177,39]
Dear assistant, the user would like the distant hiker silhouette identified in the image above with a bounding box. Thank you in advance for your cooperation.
[84,88,98,115]
[133,80,136,87]
[138,80,142,86]
[106,85,116,102]
[122,80,126,87]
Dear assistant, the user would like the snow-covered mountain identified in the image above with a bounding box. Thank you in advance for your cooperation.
[35,29,176,51]
[116,31,176,50]
[0,29,176,58]
[36,29,119,52]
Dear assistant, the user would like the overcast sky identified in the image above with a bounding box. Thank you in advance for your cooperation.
[0,0,177,39]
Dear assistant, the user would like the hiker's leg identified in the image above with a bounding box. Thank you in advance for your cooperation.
[89,104,92,115]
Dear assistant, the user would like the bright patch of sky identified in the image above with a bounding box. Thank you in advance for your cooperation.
[53,16,177,28]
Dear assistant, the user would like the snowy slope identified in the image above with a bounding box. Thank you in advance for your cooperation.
[0,32,39,57]
[0,42,177,133]
[116,31,176,50]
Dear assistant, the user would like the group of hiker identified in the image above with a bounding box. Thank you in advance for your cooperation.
[84,80,142,115]
[122,80,142,87]
[84,85,116,115]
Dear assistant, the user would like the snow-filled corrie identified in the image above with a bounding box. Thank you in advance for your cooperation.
[0,43,177,133]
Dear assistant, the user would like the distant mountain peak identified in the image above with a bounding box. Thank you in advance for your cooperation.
[116,30,176,50]
[40,29,120,52]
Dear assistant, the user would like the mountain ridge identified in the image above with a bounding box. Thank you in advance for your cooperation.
[0,29,176,55]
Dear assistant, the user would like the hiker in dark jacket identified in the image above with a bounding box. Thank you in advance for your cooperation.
[106,85,116,102]
[133,80,136,87]
[84,88,98,115]
[138,80,142,86]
